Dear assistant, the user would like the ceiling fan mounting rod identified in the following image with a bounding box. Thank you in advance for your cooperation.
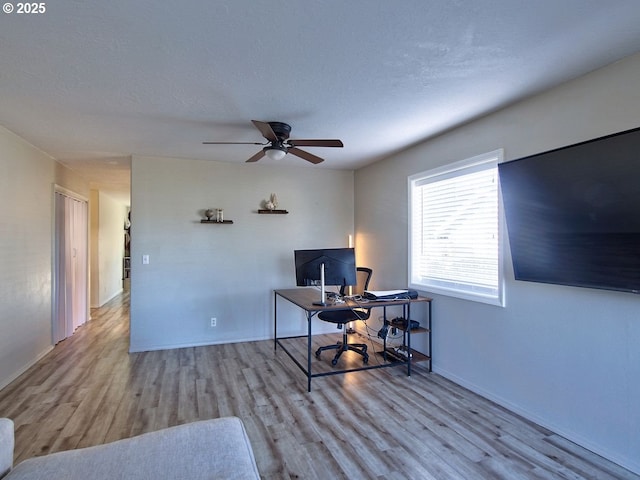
[267,121,291,140]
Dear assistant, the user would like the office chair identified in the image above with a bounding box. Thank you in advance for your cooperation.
[315,267,373,366]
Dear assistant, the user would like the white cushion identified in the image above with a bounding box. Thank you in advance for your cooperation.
[5,417,259,480]
[0,418,14,479]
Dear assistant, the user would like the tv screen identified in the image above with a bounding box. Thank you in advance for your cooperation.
[294,248,357,287]
[498,127,640,294]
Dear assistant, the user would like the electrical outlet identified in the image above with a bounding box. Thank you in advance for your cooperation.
[210,317,217,327]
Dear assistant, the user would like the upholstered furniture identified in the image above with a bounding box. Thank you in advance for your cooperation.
[0,416,260,479]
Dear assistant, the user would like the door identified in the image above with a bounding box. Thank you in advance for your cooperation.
[53,189,88,344]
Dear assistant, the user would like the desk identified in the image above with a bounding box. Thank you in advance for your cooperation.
[274,288,432,392]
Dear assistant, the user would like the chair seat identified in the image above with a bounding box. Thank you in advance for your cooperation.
[318,308,369,324]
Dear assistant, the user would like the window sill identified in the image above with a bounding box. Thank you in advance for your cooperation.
[410,282,505,307]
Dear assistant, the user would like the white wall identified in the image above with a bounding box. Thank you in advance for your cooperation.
[90,190,99,307]
[129,155,354,352]
[0,126,89,389]
[354,53,640,473]
[90,190,127,307]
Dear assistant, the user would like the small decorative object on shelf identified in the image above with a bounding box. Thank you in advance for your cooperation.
[264,193,278,210]
[258,193,288,214]
[201,208,233,224]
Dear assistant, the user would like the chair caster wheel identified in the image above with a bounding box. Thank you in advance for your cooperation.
[363,355,369,364]
[331,358,338,366]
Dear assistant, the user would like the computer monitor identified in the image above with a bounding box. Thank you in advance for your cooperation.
[294,248,357,305]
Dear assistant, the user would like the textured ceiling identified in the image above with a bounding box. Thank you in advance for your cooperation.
[2,0,640,205]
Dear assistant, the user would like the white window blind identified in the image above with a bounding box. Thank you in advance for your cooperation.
[409,150,504,306]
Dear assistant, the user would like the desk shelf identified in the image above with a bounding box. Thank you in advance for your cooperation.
[375,348,431,364]
[392,325,430,334]
[382,314,431,370]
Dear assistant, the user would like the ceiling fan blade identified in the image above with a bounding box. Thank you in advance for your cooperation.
[251,120,278,142]
[288,147,324,164]
[203,141,266,145]
[246,150,266,163]
[287,139,343,148]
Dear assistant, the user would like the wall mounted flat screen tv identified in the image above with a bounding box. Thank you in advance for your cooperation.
[498,127,640,294]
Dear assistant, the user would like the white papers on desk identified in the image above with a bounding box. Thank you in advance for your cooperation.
[365,290,408,297]
[364,289,409,300]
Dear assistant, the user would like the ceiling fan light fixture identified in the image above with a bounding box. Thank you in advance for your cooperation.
[264,145,287,161]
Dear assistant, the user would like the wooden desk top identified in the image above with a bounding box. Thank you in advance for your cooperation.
[275,287,432,312]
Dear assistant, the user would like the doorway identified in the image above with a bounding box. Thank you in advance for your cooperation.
[53,188,89,344]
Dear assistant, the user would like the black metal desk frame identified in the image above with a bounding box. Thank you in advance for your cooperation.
[274,288,432,392]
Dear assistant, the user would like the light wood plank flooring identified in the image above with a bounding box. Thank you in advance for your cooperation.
[0,292,637,479]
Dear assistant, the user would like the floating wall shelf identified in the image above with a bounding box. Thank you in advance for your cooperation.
[258,209,288,214]
[200,220,234,224]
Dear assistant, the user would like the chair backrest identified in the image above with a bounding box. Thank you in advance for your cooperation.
[339,267,372,296]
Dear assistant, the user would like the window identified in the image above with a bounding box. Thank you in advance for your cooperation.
[408,150,504,306]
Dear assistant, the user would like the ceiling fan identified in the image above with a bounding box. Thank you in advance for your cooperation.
[203,120,343,164]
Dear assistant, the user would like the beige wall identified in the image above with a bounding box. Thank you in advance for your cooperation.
[90,190,128,308]
[90,190,100,307]
[0,126,90,389]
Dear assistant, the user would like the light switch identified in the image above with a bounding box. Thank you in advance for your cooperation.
[142,254,149,265]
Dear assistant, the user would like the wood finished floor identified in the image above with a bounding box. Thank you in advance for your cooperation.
[0,291,637,480]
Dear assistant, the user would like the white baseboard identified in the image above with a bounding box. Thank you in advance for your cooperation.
[90,288,124,309]
[434,366,640,476]
[0,345,54,391]
[98,288,123,308]
[129,334,271,353]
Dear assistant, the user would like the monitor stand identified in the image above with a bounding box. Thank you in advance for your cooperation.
[313,263,327,306]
